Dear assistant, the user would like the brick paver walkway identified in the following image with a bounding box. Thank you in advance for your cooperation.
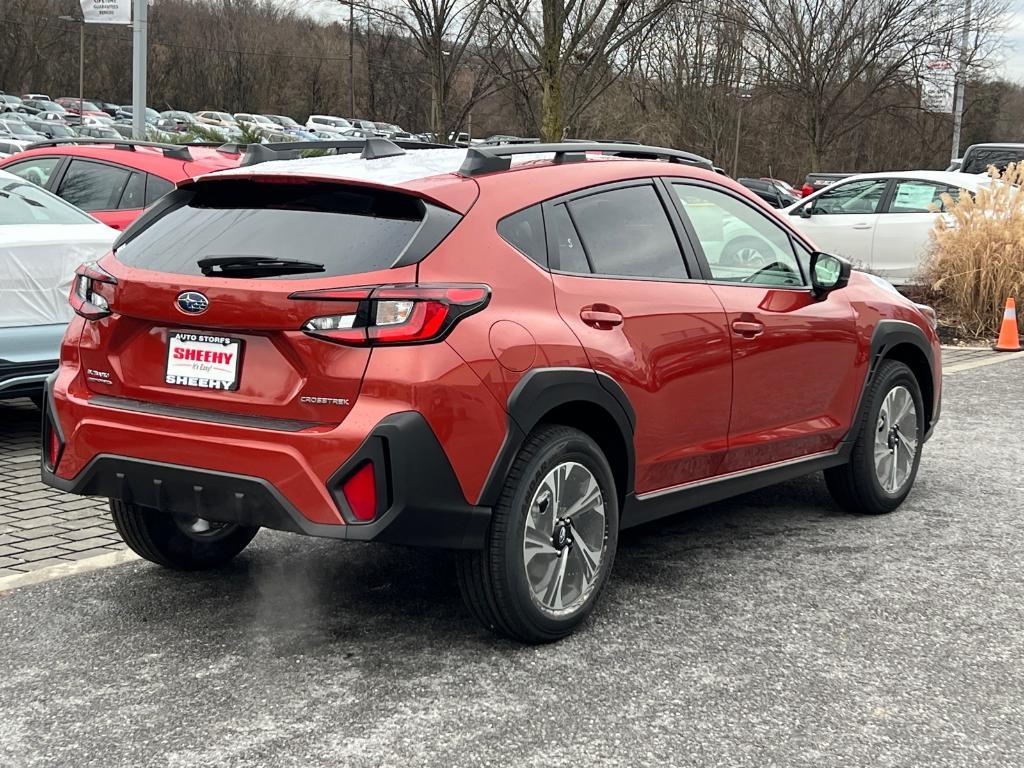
[0,399,119,578]
[0,346,1002,578]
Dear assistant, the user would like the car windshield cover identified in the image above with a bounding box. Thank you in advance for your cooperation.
[115,180,428,279]
[0,179,96,225]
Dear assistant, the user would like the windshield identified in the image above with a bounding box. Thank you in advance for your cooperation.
[275,116,299,127]
[38,101,66,112]
[961,147,1024,175]
[116,180,428,279]
[0,178,96,225]
[0,121,37,137]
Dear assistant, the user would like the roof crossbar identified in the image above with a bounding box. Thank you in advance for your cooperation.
[236,137,455,167]
[23,137,193,160]
[458,142,714,177]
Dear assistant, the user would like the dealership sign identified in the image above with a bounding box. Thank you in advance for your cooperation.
[921,59,955,113]
[79,0,131,24]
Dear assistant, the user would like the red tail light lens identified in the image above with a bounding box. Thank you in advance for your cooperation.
[70,260,117,320]
[45,423,63,471]
[342,462,377,522]
[291,284,490,346]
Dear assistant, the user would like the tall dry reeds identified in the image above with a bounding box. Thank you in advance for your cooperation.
[924,163,1024,338]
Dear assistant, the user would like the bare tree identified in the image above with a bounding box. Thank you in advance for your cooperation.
[365,0,499,139]
[490,0,678,140]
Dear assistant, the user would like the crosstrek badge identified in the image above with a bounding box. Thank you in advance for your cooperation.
[165,332,243,390]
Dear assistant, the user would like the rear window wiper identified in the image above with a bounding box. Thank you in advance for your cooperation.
[197,256,326,278]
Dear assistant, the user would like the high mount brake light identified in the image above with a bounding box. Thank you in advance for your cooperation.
[290,284,490,346]
[69,261,117,320]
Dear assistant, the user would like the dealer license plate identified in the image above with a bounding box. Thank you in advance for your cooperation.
[165,332,243,391]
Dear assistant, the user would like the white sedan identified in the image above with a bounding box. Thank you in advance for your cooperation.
[782,170,989,285]
[0,168,117,401]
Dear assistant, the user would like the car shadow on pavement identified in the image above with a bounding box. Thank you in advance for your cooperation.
[99,474,849,651]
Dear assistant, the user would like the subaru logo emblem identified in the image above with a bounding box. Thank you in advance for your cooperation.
[176,291,209,314]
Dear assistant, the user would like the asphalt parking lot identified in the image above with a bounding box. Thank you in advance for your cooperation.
[1,352,1022,767]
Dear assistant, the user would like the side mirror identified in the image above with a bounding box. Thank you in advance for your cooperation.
[810,252,851,297]
[798,205,812,218]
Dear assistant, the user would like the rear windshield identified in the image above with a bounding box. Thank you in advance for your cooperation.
[961,147,1024,175]
[115,180,426,279]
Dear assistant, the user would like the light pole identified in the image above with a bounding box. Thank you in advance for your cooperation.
[950,0,972,163]
[58,15,84,121]
[338,0,356,117]
[732,93,751,178]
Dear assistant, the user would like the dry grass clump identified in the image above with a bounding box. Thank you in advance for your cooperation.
[924,162,1024,338]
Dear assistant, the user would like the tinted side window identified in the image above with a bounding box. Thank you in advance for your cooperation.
[808,179,887,215]
[547,204,590,274]
[497,205,547,266]
[567,185,686,279]
[119,172,146,209]
[145,174,174,207]
[4,156,62,187]
[57,160,131,211]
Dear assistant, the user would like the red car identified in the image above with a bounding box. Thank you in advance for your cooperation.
[54,97,110,122]
[41,141,941,642]
[0,140,240,230]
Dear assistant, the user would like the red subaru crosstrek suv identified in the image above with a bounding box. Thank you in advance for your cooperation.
[41,140,941,642]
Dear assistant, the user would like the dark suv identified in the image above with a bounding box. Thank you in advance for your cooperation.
[42,140,941,642]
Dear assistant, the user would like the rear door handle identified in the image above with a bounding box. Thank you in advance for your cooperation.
[580,306,623,329]
[731,320,765,337]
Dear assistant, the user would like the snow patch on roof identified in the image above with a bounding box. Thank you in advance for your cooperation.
[205,147,557,185]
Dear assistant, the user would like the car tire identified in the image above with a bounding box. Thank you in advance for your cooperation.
[720,236,773,269]
[110,500,258,570]
[825,360,925,514]
[456,425,619,643]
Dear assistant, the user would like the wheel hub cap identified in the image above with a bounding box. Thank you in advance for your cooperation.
[523,461,607,616]
[873,385,919,494]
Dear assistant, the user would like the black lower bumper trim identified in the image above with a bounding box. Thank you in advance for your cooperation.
[41,410,491,549]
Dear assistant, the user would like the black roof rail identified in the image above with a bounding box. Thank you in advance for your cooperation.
[236,137,456,167]
[458,142,713,177]
[23,137,193,160]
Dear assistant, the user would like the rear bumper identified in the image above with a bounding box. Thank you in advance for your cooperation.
[41,377,491,549]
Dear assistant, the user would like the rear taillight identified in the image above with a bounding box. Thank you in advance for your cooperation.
[70,261,117,320]
[291,284,490,346]
[342,462,377,521]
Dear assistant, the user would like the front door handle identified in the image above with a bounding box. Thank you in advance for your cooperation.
[852,223,873,230]
[731,319,765,337]
[580,305,623,329]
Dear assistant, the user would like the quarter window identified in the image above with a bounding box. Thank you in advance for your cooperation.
[808,179,887,215]
[497,205,547,266]
[566,185,686,279]
[672,184,804,287]
[145,175,174,207]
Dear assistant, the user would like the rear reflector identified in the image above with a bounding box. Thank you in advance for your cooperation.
[342,462,377,522]
[45,422,63,471]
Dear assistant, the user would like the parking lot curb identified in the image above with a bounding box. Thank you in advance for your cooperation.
[0,550,138,593]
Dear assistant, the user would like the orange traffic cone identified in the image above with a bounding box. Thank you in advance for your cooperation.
[994,297,1021,352]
